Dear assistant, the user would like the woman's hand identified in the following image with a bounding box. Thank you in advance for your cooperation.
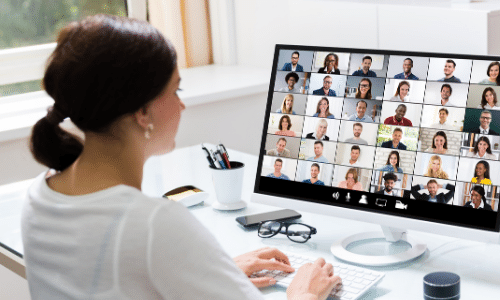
[286,258,342,300]
[233,247,295,288]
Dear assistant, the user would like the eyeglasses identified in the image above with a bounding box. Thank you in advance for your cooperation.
[359,84,370,88]
[258,221,317,243]
[480,116,492,120]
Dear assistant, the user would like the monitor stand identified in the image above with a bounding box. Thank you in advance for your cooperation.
[330,226,427,266]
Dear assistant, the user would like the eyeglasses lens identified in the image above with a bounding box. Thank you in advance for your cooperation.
[287,224,311,242]
[258,221,281,237]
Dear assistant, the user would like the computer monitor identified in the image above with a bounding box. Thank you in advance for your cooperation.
[251,45,500,266]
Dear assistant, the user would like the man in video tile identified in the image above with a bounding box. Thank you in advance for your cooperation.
[352,56,377,77]
[394,58,419,80]
[411,179,455,204]
[438,60,461,83]
[376,172,398,196]
[281,51,304,72]
[381,127,407,150]
[312,75,336,96]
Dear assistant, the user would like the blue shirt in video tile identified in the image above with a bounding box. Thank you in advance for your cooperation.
[306,156,329,163]
[438,76,461,83]
[302,179,325,185]
[312,88,336,96]
[281,63,304,72]
[352,69,377,77]
[394,72,419,80]
[267,173,290,180]
[348,114,373,122]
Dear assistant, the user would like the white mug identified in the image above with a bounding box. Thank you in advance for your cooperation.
[210,161,244,204]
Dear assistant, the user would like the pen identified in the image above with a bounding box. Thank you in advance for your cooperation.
[202,144,216,168]
[210,150,222,169]
[214,150,227,169]
[218,143,231,169]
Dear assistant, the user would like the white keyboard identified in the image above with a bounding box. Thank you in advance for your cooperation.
[251,252,384,300]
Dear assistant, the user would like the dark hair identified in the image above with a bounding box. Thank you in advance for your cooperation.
[355,78,372,99]
[278,115,292,130]
[394,81,410,97]
[473,136,493,155]
[441,84,452,94]
[404,58,413,66]
[355,100,368,109]
[277,137,287,144]
[275,158,283,164]
[480,87,497,108]
[362,56,372,62]
[446,59,456,68]
[486,61,500,85]
[315,97,332,117]
[353,122,363,128]
[386,150,400,169]
[311,163,320,171]
[471,185,486,201]
[30,15,177,171]
[396,104,407,111]
[292,51,300,58]
[323,53,339,69]
[432,131,448,149]
[427,179,438,186]
[351,145,360,152]
[474,160,491,179]
[439,108,449,115]
[314,140,324,147]
[393,127,403,134]
[383,172,398,182]
[285,72,299,83]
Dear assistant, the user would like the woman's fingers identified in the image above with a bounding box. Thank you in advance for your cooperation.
[249,277,277,288]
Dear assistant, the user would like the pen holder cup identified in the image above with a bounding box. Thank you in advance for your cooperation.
[210,162,245,204]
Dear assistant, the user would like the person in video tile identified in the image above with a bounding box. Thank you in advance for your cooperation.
[464,186,493,210]
[438,60,461,83]
[276,94,296,114]
[312,75,336,96]
[306,119,329,140]
[430,108,455,130]
[471,160,492,185]
[411,179,455,204]
[355,78,372,99]
[274,115,296,137]
[313,97,335,119]
[467,136,496,160]
[378,151,403,173]
[439,84,453,106]
[352,56,377,77]
[425,131,448,154]
[337,168,363,191]
[477,87,499,110]
[281,51,304,72]
[348,100,374,122]
[376,172,398,196]
[394,58,419,80]
[344,122,368,145]
[306,141,329,163]
[478,61,500,86]
[318,53,340,74]
[390,81,410,102]
[279,72,301,93]
[302,163,325,185]
[346,145,361,167]
[384,104,413,126]
[266,137,292,158]
[266,158,290,180]
[381,127,407,150]
[424,155,448,179]
[471,110,499,135]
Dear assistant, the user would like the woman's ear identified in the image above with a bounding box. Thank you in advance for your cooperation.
[133,105,152,130]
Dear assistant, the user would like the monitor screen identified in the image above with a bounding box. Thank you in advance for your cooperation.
[255,45,500,232]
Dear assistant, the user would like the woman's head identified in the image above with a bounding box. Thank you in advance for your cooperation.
[428,155,442,173]
[323,53,339,69]
[394,81,410,98]
[487,61,500,84]
[345,168,359,183]
[386,151,400,168]
[355,78,372,99]
[31,15,179,171]
[432,131,448,149]
[475,160,490,179]
[315,119,328,136]
[481,87,497,108]
[316,97,331,115]
[474,136,492,155]
[279,115,292,130]
[281,94,294,113]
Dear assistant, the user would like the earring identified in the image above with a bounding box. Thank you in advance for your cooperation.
[145,123,154,139]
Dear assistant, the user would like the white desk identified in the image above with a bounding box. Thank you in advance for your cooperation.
[2,144,500,299]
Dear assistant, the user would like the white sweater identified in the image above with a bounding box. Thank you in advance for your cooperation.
[21,171,263,300]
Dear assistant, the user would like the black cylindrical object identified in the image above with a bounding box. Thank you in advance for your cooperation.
[423,272,460,300]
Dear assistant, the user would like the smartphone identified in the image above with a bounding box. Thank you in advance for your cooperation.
[235,209,301,227]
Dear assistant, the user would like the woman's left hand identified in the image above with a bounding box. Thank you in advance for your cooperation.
[233,247,295,288]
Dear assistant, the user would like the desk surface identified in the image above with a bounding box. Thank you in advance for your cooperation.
[2,144,500,299]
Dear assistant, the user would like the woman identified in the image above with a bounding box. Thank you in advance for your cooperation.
[390,81,410,102]
[478,61,500,86]
[379,151,403,173]
[425,131,448,154]
[471,160,492,185]
[477,87,499,109]
[22,15,339,299]
[467,136,497,159]
[279,72,301,93]
[313,97,335,119]
[306,118,329,140]
[355,78,372,99]
[424,155,449,179]
[274,115,296,137]
[276,94,296,114]
[318,53,340,74]
[337,168,363,191]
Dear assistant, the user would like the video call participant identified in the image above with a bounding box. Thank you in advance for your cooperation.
[281,51,303,72]
[390,81,410,102]
[348,100,374,122]
[467,136,496,160]
[346,145,361,167]
[344,123,368,145]
[355,78,372,99]
[394,58,419,80]
[430,108,455,130]
[302,163,325,185]
[381,127,407,150]
[478,61,499,86]
[279,72,301,93]
[424,155,449,179]
[313,97,335,119]
[266,159,291,180]
[274,115,296,137]
[312,75,336,96]
[318,53,340,74]
[463,186,493,210]
[471,110,499,135]
[425,131,448,154]
[337,168,363,191]
[306,119,329,140]
[266,138,291,158]
[439,84,453,106]
[378,151,403,173]
[471,160,492,185]
[384,104,413,126]
[376,172,399,196]
[306,141,329,163]
[276,94,296,114]
[438,59,461,83]
[477,87,499,110]
[411,179,455,204]
[352,56,377,77]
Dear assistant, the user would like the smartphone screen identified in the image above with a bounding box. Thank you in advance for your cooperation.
[236,209,301,227]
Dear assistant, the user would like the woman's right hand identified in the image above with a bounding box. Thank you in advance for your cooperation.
[286,258,341,300]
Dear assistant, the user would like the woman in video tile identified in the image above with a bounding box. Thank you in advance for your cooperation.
[378,150,403,173]
[313,97,335,119]
[318,53,340,74]
[355,78,372,99]
[305,118,329,140]
[390,81,410,102]
[478,61,500,86]
[274,115,296,137]
[467,136,497,159]
[424,155,449,179]
[463,186,493,210]
[276,94,296,114]
[477,87,499,110]
[337,168,363,191]
[471,160,492,185]
[425,131,448,154]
